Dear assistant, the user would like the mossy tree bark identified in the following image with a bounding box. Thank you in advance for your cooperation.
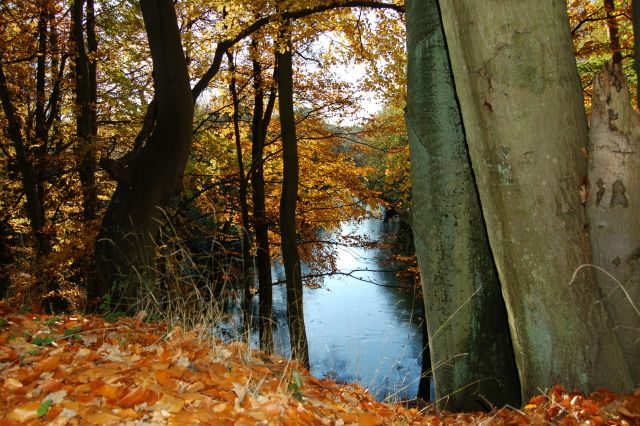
[406,0,520,410]
[438,0,633,399]
[587,62,640,385]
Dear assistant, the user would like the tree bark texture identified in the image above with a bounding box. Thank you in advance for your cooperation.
[277,34,310,369]
[94,0,193,306]
[438,0,633,399]
[406,0,520,410]
[587,62,640,385]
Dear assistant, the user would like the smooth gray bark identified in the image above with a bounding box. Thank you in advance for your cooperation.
[587,62,640,385]
[438,1,632,399]
[406,0,520,411]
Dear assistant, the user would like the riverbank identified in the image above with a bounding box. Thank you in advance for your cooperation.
[0,308,638,425]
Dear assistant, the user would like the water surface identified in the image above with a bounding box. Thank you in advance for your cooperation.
[270,217,424,401]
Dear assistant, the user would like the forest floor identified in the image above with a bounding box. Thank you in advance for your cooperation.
[0,305,639,425]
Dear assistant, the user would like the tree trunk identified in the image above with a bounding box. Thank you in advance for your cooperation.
[587,62,640,385]
[227,51,254,325]
[0,217,12,300]
[416,308,431,401]
[93,0,193,307]
[438,0,633,399]
[633,0,640,103]
[406,0,520,410]
[86,0,98,142]
[251,44,277,354]
[72,0,97,221]
[604,0,623,65]
[277,28,310,369]
[0,64,50,260]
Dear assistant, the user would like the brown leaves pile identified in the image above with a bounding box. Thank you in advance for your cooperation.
[0,306,638,425]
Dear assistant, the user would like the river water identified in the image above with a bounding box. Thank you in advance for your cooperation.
[269,217,425,402]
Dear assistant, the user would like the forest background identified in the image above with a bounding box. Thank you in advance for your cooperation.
[0,0,638,412]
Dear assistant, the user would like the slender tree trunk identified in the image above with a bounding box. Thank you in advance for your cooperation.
[406,0,520,410]
[277,25,310,369]
[227,51,254,325]
[72,0,97,221]
[0,63,49,259]
[587,62,640,385]
[33,6,51,258]
[251,43,277,354]
[416,308,431,401]
[604,0,623,65]
[0,217,12,300]
[93,0,193,307]
[35,6,47,150]
[633,0,640,103]
[86,0,97,142]
[438,0,633,399]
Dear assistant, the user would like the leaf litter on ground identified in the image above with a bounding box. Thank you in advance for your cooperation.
[0,304,638,425]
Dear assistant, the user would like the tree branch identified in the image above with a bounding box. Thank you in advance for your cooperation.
[273,267,411,289]
[192,1,404,101]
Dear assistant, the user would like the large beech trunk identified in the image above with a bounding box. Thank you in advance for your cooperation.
[93,0,193,306]
[587,62,640,385]
[406,0,520,410]
[438,0,632,399]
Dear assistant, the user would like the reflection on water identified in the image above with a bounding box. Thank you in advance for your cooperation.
[269,217,424,401]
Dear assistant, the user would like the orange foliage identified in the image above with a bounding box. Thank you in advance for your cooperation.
[1,306,639,425]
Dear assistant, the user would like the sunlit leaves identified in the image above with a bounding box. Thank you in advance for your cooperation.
[0,309,421,424]
[567,0,635,109]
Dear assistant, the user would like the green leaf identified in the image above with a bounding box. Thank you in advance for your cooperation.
[0,317,8,327]
[103,311,125,323]
[291,370,304,388]
[64,326,82,336]
[37,399,53,417]
[32,335,54,346]
[45,317,61,326]
[288,370,304,400]
[288,383,303,401]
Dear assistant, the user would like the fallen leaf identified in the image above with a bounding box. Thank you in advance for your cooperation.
[155,392,185,413]
[7,400,41,422]
[3,378,23,391]
[119,387,157,408]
